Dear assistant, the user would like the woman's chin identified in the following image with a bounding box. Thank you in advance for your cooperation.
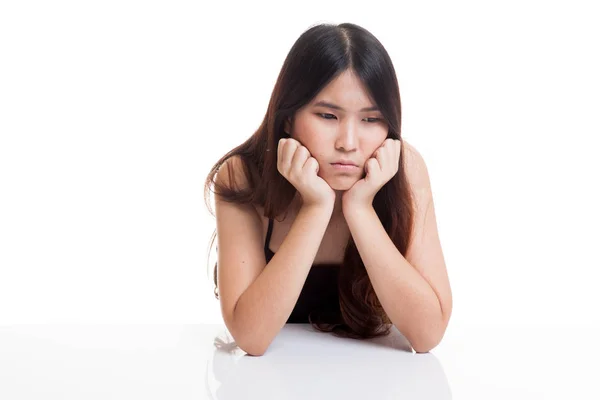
[326,177,359,191]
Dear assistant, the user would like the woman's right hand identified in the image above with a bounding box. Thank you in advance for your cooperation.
[277,138,335,209]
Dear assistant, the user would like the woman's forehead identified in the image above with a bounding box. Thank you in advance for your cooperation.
[311,71,376,111]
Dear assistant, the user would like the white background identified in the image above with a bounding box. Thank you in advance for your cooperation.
[1,0,599,332]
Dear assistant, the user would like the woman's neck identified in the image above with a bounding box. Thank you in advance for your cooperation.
[333,190,345,219]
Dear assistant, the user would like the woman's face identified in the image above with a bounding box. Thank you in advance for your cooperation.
[286,70,389,191]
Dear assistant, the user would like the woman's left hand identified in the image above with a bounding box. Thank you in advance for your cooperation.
[342,138,402,211]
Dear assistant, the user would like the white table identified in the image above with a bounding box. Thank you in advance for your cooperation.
[1,323,598,399]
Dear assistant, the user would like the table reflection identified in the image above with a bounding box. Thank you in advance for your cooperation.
[206,324,452,400]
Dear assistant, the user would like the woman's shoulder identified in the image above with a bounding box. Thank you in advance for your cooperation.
[401,138,430,191]
[215,155,251,191]
[401,139,421,163]
[215,155,265,216]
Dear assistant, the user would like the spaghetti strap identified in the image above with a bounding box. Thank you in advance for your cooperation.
[264,218,274,253]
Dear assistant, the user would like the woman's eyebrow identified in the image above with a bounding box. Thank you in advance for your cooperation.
[313,100,379,112]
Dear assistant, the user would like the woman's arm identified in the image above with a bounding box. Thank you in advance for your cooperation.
[342,143,452,353]
[215,157,333,356]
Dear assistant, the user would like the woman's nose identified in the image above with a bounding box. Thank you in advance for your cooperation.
[335,120,358,151]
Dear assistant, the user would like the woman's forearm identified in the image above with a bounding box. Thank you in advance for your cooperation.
[232,204,333,356]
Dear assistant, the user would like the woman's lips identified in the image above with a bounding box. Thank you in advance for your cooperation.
[331,163,359,171]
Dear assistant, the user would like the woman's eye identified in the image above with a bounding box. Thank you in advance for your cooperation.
[317,114,382,123]
[318,113,336,120]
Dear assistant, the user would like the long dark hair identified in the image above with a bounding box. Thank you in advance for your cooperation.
[204,22,414,339]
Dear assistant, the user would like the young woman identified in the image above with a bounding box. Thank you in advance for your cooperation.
[204,23,452,356]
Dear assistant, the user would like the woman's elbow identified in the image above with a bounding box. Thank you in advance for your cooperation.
[411,332,443,353]
[235,336,270,356]
[240,343,268,356]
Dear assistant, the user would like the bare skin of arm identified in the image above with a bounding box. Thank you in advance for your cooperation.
[215,156,333,356]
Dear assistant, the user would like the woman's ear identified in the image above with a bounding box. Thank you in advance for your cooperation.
[284,118,292,135]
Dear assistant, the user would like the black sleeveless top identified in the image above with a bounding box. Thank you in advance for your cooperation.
[264,218,342,323]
